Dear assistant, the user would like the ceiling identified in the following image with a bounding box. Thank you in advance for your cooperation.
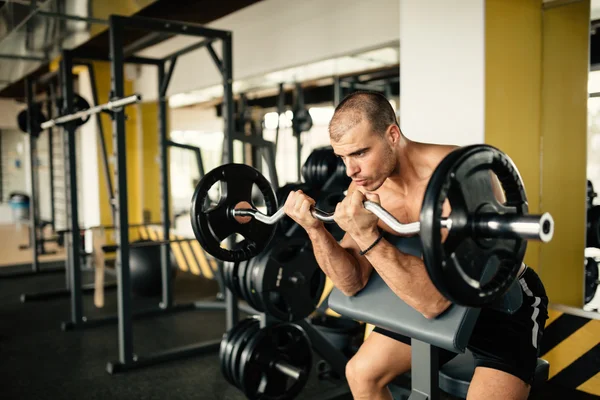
[0,0,262,99]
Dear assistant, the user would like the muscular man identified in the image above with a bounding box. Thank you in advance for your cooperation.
[284,91,549,400]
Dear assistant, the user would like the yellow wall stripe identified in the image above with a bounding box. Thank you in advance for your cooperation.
[179,240,201,276]
[138,226,149,240]
[318,277,334,307]
[544,320,600,379]
[169,242,188,272]
[168,233,189,273]
[545,309,564,328]
[577,371,600,396]
[208,258,218,274]
[146,226,159,241]
[314,277,341,318]
[190,241,215,279]
[145,226,189,272]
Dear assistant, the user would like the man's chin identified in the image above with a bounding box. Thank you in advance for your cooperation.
[368,180,385,192]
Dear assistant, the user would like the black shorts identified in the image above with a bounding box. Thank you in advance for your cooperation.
[373,266,549,384]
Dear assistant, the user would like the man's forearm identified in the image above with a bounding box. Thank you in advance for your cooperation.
[307,225,368,295]
[354,232,451,319]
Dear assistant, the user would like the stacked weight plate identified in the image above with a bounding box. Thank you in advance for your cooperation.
[223,238,326,322]
[220,318,312,400]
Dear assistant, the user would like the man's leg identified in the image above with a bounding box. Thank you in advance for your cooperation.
[466,267,549,400]
[467,367,530,400]
[346,330,412,400]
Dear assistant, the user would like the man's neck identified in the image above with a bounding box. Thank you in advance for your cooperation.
[384,139,419,194]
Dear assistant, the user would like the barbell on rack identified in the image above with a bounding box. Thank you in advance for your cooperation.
[17,93,142,136]
[190,144,555,307]
[40,94,142,130]
[17,93,91,136]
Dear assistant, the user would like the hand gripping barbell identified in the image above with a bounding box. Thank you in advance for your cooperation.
[190,144,554,307]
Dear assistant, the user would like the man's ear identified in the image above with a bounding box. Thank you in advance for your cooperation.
[387,124,401,144]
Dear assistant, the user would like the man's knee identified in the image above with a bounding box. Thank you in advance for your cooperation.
[347,355,375,385]
[346,353,393,389]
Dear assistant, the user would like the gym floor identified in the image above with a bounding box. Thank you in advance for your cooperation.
[0,266,594,400]
[0,266,355,400]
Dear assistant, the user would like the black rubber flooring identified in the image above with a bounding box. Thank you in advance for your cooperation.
[1,264,597,400]
[0,265,352,400]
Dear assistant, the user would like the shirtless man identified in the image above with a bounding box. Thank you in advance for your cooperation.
[283,91,549,400]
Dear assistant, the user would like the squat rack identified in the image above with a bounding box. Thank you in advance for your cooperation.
[10,13,244,374]
[0,75,63,279]
[105,14,245,373]
[17,61,123,303]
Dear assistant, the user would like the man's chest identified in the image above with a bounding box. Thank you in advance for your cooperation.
[376,184,428,234]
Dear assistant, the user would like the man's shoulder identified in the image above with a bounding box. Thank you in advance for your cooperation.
[427,143,460,161]
[415,142,460,175]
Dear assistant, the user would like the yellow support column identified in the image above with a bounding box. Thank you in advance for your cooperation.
[485,0,589,307]
[137,102,163,223]
[539,0,589,307]
[485,0,543,271]
[91,61,142,241]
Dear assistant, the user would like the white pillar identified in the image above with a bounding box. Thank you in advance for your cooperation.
[399,0,485,145]
[77,70,101,252]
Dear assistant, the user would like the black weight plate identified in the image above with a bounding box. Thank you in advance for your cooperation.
[190,163,278,262]
[226,258,245,299]
[420,145,528,307]
[300,155,312,186]
[309,150,320,187]
[314,150,325,186]
[221,318,253,385]
[292,107,313,133]
[227,318,259,388]
[238,257,257,310]
[238,325,282,400]
[240,256,255,309]
[223,261,234,293]
[588,180,597,209]
[318,149,330,187]
[230,318,261,389]
[257,239,326,322]
[251,248,272,317]
[254,241,292,322]
[585,257,599,304]
[231,318,260,389]
[17,106,47,136]
[587,206,600,248]
[247,256,266,312]
[323,150,336,185]
[223,242,247,298]
[240,323,312,400]
[72,94,91,127]
[321,157,351,192]
[248,251,268,313]
[302,148,330,188]
[231,260,246,299]
[220,317,255,385]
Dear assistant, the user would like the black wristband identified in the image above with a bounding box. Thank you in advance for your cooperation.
[359,230,384,256]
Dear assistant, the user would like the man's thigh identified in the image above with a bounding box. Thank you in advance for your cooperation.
[371,327,460,368]
[467,267,549,387]
[467,367,530,400]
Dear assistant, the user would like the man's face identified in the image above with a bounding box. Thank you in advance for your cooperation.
[331,119,395,192]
